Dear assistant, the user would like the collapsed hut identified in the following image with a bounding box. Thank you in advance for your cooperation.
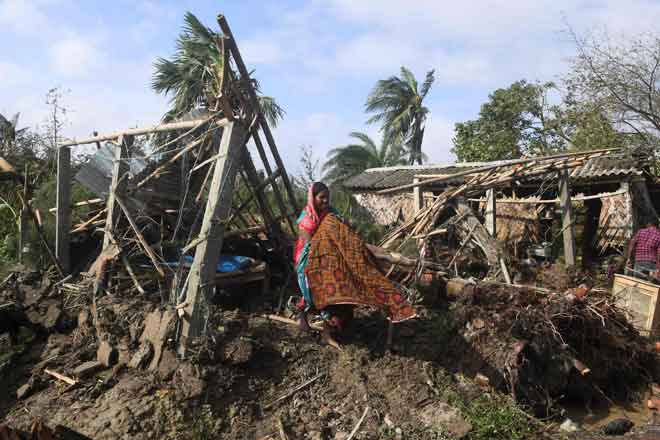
[344,151,660,269]
[47,15,302,356]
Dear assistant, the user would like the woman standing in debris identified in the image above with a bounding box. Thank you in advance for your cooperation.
[294,182,345,348]
[294,182,416,349]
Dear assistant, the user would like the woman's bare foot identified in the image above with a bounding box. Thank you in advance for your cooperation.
[322,326,342,351]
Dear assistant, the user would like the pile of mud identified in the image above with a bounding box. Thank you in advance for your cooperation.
[448,282,657,415]
[1,265,660,439]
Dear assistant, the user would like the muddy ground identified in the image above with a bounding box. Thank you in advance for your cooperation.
[2,268,660,439]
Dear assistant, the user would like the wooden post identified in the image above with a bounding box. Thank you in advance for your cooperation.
[485,188,496,237]
[55,146,72,274]
[18,164,28,263]
[102,136,132,250]
[558,167,576,266]
[94,136,131,295]
[413,178,423,212]
[179,122,246,355]
[620,182,635,240]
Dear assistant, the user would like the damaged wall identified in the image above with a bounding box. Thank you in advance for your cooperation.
[353,191,434,226]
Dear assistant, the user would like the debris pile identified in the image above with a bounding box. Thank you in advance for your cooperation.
[446,280,657,415]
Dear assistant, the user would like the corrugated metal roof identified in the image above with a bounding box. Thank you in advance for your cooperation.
[343,154,644,191]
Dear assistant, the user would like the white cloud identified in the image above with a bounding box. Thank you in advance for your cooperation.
[242,38,284,65]
[272,112,363,172]
[50,37,97,76]
[0,0,50,35]
[422,117,456,164]
[0,61,32,86]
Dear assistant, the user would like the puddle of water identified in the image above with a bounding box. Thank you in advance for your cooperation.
[563,398,652,431]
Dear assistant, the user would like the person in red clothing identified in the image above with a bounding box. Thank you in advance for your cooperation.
[626,217,660,280]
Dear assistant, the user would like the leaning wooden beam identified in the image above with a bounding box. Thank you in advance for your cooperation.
[179,121,247,355]
[558,167,576,266]
[218,14,300,216]
[55,146,72,275]
[378,148,619,194]
[59,116,229,147]
[220,63,294,233]
[115,196,165,278]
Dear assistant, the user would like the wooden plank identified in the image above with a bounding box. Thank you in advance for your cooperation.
[484,188,496,237]
[558,167,576,266]
[55,146,72,274]
[217,15,300,220]
[179,121,247,355]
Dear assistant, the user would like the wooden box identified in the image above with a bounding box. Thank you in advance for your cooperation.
[612,274,660,338]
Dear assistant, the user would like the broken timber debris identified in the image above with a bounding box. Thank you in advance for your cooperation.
[43,14,301,359]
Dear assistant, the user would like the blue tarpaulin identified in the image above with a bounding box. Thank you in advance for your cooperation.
[165,255,252,273]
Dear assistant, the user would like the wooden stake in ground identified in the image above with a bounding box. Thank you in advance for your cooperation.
[18,164,29,264]
[55,146,72,274]
[178,122,247,355]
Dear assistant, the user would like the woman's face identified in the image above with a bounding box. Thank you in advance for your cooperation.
[314,189,330,212]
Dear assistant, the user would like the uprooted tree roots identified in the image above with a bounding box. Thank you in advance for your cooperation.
[448,282,657,416]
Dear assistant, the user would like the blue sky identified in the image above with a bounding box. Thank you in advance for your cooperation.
[2,0,660,175]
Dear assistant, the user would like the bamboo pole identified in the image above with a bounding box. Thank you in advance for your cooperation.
[115,196,165,278]
[59,117,229,147]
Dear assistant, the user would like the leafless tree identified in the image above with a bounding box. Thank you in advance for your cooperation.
[565,27,660,153]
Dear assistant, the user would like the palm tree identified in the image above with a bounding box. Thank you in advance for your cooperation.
[365,67,435,165]
[0,112,27,155]
[152,12,284,126]
[323,132,407,184]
